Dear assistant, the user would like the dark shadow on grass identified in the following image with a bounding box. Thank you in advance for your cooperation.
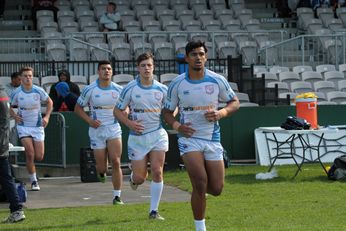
[0,217,137,231]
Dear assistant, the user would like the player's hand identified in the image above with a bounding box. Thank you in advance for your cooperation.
[13,114,22,124]
[204,109,221,122]
[178,122,195,138]
[41,116,50,128]
[129,120,144,135]
[89,119,102,128]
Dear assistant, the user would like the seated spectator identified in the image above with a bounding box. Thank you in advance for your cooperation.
[31,0,58,30]
[49,70,80,112]
[99,2,121,31]
[54,82,78,111]
[5,72,21,97]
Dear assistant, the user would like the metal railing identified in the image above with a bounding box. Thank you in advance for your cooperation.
[258,33,346,68]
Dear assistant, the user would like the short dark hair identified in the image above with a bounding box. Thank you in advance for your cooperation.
[58,69,70,79]
[185,40,208,56]
[10,72,20,80]
[136,52,154,66]
[98,60,112,70]
[19,66,34,75]
[108,2,116,9]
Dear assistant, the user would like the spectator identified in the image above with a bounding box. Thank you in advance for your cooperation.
[31,0,58,30]
[0,84,26,223]
[5,72,21,98]
[99,2,121,32]
[54,82,78,112]
[49,70,80,112]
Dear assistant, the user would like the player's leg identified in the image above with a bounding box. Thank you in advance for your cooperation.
[33,141,44,161]
[148,151,165,219]
[93,148,107,181]
[107,138,122,190]
[182,151,208,220]
[107,137,124,204]
[205,160,225,196]
[204,142,225,196]
[20,137,39,190]
[32,127,45,161]
[130,156,149,185]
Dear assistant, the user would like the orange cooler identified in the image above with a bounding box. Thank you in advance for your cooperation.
[295,97,318,129]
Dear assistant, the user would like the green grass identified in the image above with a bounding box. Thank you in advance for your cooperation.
[1,164,346,230]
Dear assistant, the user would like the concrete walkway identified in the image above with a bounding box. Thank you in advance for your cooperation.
[0,175,190,209]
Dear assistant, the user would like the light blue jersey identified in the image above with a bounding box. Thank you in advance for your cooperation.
[10,85,49,127]
[164,69,236,142]
[117,77,168,135]
[77,79,123,126]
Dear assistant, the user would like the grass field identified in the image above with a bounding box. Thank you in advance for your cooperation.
[1,163,346,230]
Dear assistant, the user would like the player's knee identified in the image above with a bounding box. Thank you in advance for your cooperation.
[208,184,224,196]
[194,180,208,194]
[133,174,146,184]
[111,159,121,169]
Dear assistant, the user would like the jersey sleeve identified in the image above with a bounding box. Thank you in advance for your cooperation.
[217,76,236,103]
[116,85,132,110]
[164,80,179,111]
[77,85,92,107]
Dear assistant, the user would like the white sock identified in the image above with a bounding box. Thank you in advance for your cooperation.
[29,173,37,183]
[195,219,206,231]
[149,181,163,212]
[113,190,121,198]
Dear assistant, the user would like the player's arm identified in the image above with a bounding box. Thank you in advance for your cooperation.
[74,104,101,128]
[42,97,53,127]
[113,107,144,134]
[162,108,195,138]
[205,97,240,122]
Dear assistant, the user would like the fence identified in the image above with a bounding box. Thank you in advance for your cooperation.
[258,33,346,68]
[17,112,66,168]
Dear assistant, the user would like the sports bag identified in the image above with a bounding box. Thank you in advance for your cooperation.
[327,155,346,181]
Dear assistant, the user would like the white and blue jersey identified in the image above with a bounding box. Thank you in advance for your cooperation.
[164,69,236,142]
[77,79,123,126]
[10,85,49,127]
[116,77,168,135]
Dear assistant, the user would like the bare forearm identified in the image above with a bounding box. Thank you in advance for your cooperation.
[219,97,240,119]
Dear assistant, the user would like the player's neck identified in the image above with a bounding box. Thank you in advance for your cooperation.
[22,84,32,91]
[140,76,153,86]
[188,69,204,80]
[98,79,111,88]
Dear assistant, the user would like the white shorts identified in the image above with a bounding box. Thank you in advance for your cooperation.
[128,128,168,161]
[178,137,224,161]
[17,126,45,142]
[89,123,122,149]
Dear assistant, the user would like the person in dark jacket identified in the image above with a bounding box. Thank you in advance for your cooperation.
[49,70,80,112]
[0,84,25,223]
[54,82,78,111]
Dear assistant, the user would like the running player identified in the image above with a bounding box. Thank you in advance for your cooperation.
[114,52,168,220]
[10,66,53,191]
[74,60,124,205]
[163,40,240,231]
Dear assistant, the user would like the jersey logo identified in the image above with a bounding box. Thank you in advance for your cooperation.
[183,90,189,95]
[135,95,141,98]
[112,92,117,99]
[205,85,214,95]
[33,94,39,101]
[154,92,161,100]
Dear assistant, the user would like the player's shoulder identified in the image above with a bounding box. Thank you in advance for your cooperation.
[32,85,46,93]
[205,69,225,80]
[110,81,123,91]
[153,79,168,91]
